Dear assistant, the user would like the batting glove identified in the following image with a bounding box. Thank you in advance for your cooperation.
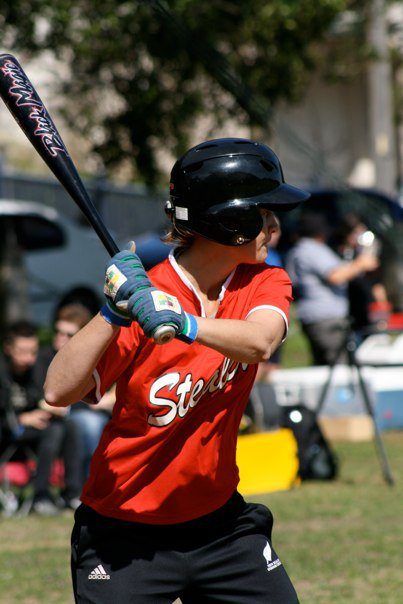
[127,288,198,344]
[101,248,151,327]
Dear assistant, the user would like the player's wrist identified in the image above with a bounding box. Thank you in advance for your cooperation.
[176,312,198,344]
[100,302,132,327]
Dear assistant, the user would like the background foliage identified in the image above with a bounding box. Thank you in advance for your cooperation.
[0,0,371,185]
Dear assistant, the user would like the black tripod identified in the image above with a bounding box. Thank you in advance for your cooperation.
[315,326,395,486]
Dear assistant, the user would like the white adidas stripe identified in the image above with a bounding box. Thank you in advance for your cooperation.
[88,564,110,580]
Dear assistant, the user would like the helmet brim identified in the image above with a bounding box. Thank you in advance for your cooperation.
[250,183,310,211]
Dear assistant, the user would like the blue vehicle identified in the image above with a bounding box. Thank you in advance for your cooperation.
[0,199,107,325]
[134,187,403,311]
[134,228,173,271]
[278,187,403,311]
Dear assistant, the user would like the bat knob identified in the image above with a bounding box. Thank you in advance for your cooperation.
[153,324,176,345]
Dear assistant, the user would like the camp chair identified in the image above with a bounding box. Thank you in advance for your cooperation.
[0,439,38,516]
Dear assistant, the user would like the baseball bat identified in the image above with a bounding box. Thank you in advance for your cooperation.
[0,53,175,345]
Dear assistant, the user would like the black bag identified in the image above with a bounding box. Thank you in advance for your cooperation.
[248,382,282,431]
[280,404,338,480]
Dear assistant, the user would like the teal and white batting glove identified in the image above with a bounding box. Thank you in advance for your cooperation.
[101,247,151,327]
[127,287,198,344]
[100,247,198,343]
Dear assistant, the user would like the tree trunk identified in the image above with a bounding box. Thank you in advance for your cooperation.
[0,217,29,338]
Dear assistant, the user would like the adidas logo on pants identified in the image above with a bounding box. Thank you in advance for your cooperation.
[88,565,110,580]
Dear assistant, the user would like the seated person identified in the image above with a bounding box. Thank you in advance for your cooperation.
[0,321,82,515]
[35,304,114,486]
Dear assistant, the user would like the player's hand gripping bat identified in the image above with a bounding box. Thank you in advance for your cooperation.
[0,53,175,344]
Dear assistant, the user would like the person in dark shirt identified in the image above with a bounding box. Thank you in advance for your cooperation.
[0,321,82,515]
[332,213,390,334]
[35,303,114,487]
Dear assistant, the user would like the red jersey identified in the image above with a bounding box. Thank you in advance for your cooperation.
[81,253,292,524]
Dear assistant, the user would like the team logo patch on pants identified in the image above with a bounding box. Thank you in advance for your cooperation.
[263,541,282,572]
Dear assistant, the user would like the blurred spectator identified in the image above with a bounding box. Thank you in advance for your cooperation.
[35,303,114,486]
[53,287,101,321]
[286,213,379,365]
[264,213,283,268]
[332,213,391,333]
[256,214,283,383]
[0,321,82,515]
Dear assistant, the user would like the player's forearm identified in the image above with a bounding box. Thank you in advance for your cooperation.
[195,317,278,364]
[44,313,120,407]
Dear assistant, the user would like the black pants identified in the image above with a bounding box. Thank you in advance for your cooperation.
[71,493,298,603]
[19,417,82,501]
[302,318,349,366]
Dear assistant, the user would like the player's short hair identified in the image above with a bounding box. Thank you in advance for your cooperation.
[3,320,38,345]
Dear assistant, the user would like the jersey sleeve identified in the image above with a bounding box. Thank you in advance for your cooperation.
[245,267,293,335]
[87,325,143,403]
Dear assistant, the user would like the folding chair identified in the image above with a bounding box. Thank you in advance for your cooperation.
[0,387,67,516]
[0,439,38,516]
[0,392,43,516]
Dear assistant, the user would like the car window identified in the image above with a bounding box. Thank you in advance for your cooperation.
[14,215,65,250]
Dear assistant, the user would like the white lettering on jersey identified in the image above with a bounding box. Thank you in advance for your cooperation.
[177,373,193,417]
[148,372,180,427]
[147,358,249,427]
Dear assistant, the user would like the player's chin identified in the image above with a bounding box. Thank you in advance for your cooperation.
[238,240,267,264]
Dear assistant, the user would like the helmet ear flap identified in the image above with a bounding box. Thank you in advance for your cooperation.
[204,202,263,245]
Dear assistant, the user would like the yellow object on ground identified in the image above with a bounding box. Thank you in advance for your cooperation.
[236,428,299,496]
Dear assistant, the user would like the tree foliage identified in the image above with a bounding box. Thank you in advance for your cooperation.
[0,0,360,185]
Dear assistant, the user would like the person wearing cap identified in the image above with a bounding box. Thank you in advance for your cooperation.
[45,138,308,603]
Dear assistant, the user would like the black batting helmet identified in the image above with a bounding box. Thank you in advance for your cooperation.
[166,138,310,246]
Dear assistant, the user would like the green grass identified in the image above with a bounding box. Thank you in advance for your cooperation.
[255,432,403,603]
[0,513,73,603]
[0,433,402,603]
[280,306,313,368]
